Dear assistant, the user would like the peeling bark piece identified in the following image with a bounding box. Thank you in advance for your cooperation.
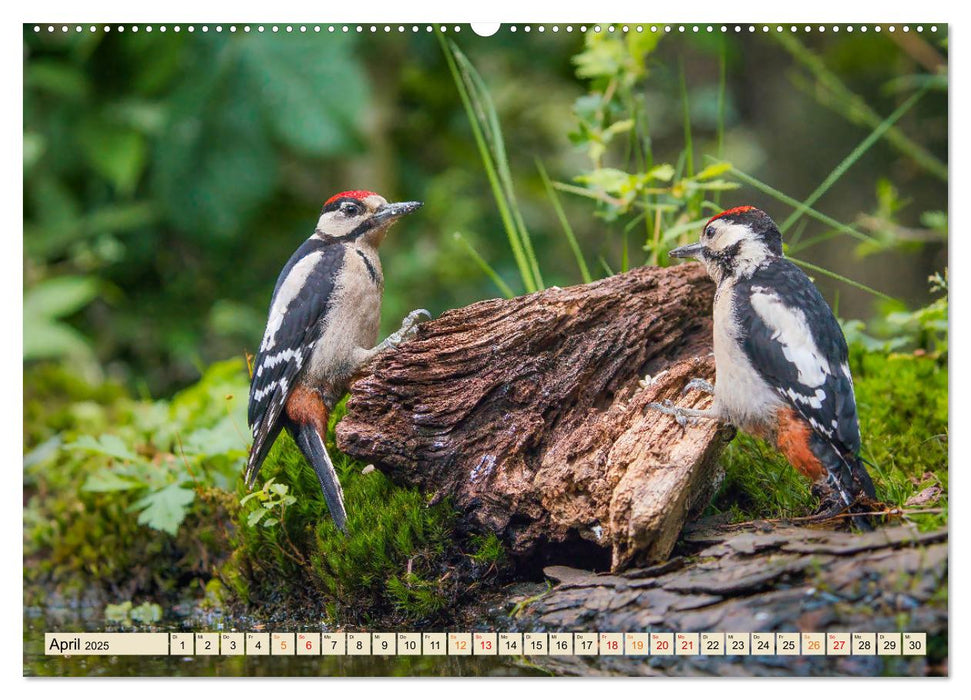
[337,264,731,569]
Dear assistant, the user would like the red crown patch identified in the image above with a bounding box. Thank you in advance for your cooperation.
[706,205,757,228]
[324,190,379,206]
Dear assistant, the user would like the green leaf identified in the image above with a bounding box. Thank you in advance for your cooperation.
[104,601,132,623]
[24,276,99,320]
[23,319,93,361]
[645,163,675,182]
[133,483,196,536]
[239,34,369,156]
[69,434,141,462]
[82,470,141,493]
[153,37,278,238]
[693,161,733,180]
[627,31,662,66]
[575,168,632,194]
[247,508,267,527]
[130,602,163,624]
[602,119,635,142]
[78,122,147,195]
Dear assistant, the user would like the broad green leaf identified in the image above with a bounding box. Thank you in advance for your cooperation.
[693,161,733,180]
[24,276,99,320]
[69,434,141,462]
[25,60,90,100]
[575,168,632,194]
[247,508,267,527]
[645,163,676,182]
[153,37,278,238]
[239,35,369,157]
[627,31,662,66]
[78,122,147,195]
[23,319,93,360]
[133,484,196,535]
[602,119,635,142]
[82,470,141,493]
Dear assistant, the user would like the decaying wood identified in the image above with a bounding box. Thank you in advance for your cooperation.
[511,521,948,676]
[337,265,735,570]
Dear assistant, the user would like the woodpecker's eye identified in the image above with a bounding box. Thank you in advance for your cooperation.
[340,202,362,216]
[704,226,714,239]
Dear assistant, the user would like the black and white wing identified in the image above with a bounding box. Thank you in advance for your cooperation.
[734,258,860,455]
[245,238,345,485]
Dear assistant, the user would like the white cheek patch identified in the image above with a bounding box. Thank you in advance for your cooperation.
[750,290,832,387]
[709,221,746,251]
[261,251,323,351]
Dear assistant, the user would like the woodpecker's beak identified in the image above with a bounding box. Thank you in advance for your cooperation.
[669,242,706,260]
[373,200,423,225]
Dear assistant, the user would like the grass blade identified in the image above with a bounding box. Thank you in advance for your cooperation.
[537,159,591,284]
[453,233,515,299]
[774,32,947,182]
[457,48,544,289]
[788,255,897,303]
[725,163,879,245]
[679,58,694,177]
[781,87,929,233]
[437,31,538,293]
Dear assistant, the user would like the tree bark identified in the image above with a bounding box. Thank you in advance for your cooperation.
[337,264,734,570]
[511,521,947,676]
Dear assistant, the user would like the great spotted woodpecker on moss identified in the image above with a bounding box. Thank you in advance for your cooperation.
[650,205,877,526]
[245,191,429,533]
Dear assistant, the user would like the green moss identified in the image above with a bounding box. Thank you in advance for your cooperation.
[469,532,507,566]
[229,400,480,625]
[710,350,948,529]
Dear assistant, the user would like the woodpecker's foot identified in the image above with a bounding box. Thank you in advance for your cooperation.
[682,378,715,395]
[648,399,717,428]
[808,483,873,531]
[379,308,431,351]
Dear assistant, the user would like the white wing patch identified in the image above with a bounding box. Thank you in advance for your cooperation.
[750,288,832,387]
[256,348,298,376]
[260,251,324,351]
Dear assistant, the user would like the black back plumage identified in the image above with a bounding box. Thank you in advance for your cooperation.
[733,258,873,499]
[245,237,345,483]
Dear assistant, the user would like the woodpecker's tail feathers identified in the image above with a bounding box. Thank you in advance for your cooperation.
[817,446,877,531]
[244,421,283,489]
[293,422,348,534]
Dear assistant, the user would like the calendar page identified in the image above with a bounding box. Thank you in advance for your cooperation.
[22,13,949,679]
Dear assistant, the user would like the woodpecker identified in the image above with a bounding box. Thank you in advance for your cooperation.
[245,190,429,533]
[651,206,876,526]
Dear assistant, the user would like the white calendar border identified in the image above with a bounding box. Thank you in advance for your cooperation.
[9,0,961,697]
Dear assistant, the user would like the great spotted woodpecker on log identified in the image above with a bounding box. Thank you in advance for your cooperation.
[245,190,429,533]
[650,205,876,527]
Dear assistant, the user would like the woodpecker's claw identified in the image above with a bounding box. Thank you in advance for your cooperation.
[398,308,430,340]
[648,399,718,429]
[648,399,696,428]
[380,308,430,351]
[683,378,715,395]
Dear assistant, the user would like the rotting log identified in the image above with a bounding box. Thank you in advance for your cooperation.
[337,264,735,570]
[508,521,947,676]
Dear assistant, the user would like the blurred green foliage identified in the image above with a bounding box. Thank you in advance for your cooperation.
[24,26,947,394]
